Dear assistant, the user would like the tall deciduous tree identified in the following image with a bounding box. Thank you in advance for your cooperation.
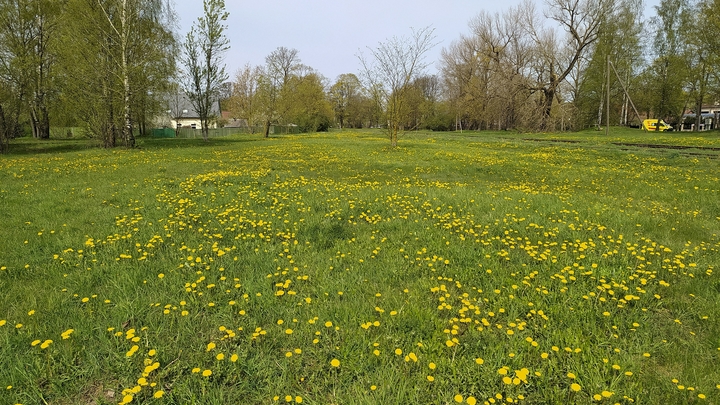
[574,0,644,129]
[279,71,333,132]
[255,47,303,137]
[527,0,615,130]
[359,26,437,147]
[227,63,262,133]
[59,0,175,147]
[181,0,229,142]
[0,0,62,140]
[651,0,690,126]
[329,73,364,129]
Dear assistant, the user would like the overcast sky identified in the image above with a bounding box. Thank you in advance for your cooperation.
[173,0,659,82]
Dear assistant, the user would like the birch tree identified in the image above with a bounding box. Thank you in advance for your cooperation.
[181,0,229,142]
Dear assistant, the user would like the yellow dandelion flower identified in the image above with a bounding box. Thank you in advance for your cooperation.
[295,396,303,403]
[202,369,212,377]
[216,353,225,360]
[330,358,340,367]
[454,394,463,403]
[153,390,164,398]
[475,358,484,365]
[567,372,576,379]
[31,340,41,346]
[40,340,53,349]
[427,375,435,382]
[429,362,436,370]
[467,396,477,405]
[285,328,293,335]
[601,390,612,398]
[231,354,239,362]
[570,383,581,392]
[395,348,402,355]
[191,367,200,373]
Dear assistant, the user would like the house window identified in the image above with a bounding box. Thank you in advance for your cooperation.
[191,123,197,129]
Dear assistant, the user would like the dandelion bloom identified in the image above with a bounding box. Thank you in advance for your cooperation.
[202,369,212,377]
[153,390,164,398]
[453,394,463,403]
[467,396,477,405]
[427,375,435,382]
[330,359,340,367]
[570,383,581,392]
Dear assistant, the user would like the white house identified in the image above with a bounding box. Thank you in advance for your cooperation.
[156,91,221,130]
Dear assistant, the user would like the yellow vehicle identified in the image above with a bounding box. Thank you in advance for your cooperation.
[642,119,673,132]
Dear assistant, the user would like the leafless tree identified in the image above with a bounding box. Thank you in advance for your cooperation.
[265,46,301,87]
[227,63,262,133]
[358,26,437,147]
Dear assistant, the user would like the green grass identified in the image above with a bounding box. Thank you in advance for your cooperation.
[0,128,719,404]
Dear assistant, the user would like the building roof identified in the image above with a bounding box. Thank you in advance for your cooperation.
[164,90,221,119]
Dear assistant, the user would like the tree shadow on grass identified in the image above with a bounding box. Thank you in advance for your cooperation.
[3,135,269,156]
[3,138,98,156]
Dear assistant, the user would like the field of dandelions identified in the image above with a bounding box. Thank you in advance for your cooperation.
[0,129,719,405]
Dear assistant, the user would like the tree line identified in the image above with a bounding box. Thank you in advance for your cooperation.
[2,0,719,152]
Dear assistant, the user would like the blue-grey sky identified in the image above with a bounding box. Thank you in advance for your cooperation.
[174,0,659,82]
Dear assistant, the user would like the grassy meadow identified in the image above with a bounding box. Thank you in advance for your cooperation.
[0,128,719,404]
